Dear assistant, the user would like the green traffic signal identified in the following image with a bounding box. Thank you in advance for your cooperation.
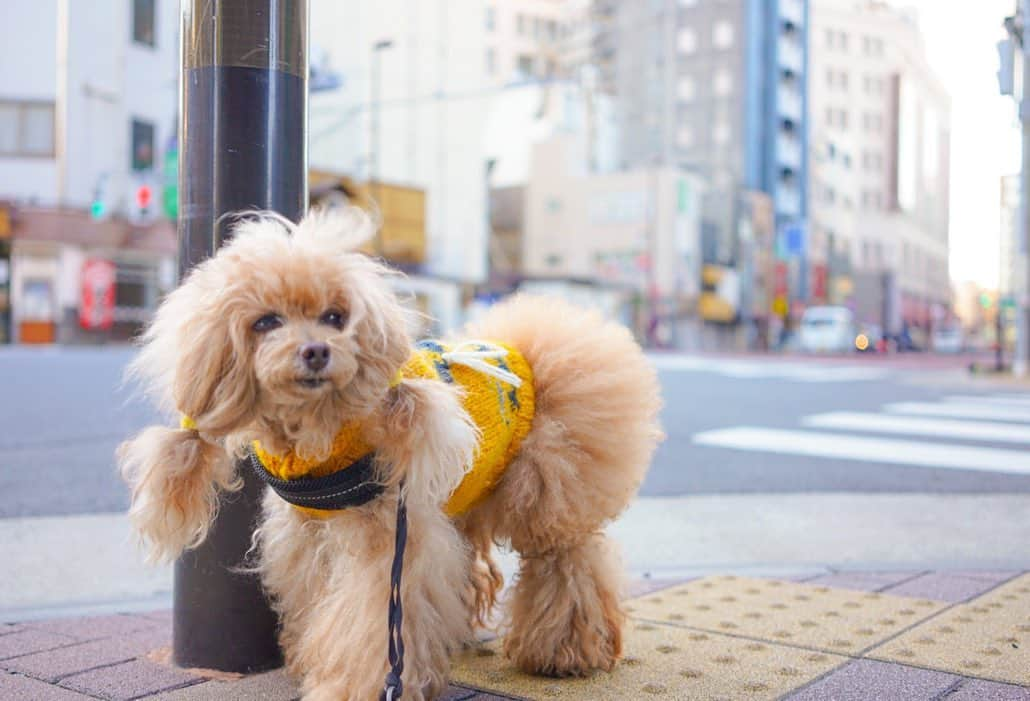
[90,200,105,219]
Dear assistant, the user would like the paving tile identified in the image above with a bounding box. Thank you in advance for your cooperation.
[869,573,1030,685]
[803,571,922,592]
[784,659,959,700]
[140,609,173,624]
[0,629,77,661]
[150,668,298,700]
[627,577,693,598]
[23,613,165,642]
[439,685,484,700]
[884,572,1007,603]
[60,658,203,700]
[4,627,170,682]
[949,571,1022,584]
[945,678,1030,700]
[0,671,95,700]
[625,575,946,655]
[451,618,848,700]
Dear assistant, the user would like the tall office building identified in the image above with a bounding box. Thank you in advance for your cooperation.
[809,0,950,332]
[593,0,810,267]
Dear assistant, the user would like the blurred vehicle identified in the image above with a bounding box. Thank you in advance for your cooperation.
[932,325,964,353]
[799,306,856,353]
[854,323,881,353]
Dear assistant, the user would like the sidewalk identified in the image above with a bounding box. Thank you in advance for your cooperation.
[3,570,1029,700]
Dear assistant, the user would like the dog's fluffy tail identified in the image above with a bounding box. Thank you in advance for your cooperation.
[461,293,664,522]
[118,426,240,564]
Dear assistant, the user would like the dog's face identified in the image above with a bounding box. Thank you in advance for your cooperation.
[133,210,413,450]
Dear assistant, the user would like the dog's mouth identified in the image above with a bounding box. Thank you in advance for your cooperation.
[296,377,329,389]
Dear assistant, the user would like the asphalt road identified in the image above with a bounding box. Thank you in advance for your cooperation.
[1,346,1029,520]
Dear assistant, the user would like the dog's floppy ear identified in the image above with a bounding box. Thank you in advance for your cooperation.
[172,306,257,435]
[130,259,257,439]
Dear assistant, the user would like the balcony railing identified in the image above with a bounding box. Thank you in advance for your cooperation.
[778,35,803,72]
[780,0,804,27]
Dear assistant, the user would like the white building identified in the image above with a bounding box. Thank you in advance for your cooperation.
[310,0,493,285]
[0,0,178,344]
[809,0,951,333]
[1001,174,1024,302]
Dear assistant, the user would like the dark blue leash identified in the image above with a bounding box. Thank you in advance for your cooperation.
[380,485,407,701]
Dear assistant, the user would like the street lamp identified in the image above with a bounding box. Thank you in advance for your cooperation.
[370,38,394,255]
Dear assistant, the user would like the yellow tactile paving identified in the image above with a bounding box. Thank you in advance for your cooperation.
[625,575,946,654]
[868,573,1030,685]
[451,620,848,700]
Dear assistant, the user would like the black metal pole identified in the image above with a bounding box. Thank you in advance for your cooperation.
[174,0,307,672]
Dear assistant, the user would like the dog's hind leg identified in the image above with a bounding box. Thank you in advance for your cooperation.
[504,532,625,676]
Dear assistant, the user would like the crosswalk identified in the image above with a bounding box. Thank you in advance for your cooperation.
[650,354,890,383]
[693,391,1030,476]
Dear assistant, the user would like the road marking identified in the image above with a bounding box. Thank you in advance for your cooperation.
[649,355,888,383]
[692,426,1030,474]
[802,412,1030,444]
[885,402,1030,423]
[944,395,1030,408]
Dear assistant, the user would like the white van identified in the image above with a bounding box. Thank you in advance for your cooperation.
[799,306,856,353]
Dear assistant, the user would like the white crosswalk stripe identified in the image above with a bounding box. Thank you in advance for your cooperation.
[693,426,1030,474]
[801,411,1030,444]
[884,401,1030,423]
[649,355,888,383]
[943,394,1030,408]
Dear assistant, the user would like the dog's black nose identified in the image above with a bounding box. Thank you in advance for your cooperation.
[300,343,330,371]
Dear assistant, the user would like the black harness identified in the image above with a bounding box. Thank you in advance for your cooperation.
[248,451,408,700]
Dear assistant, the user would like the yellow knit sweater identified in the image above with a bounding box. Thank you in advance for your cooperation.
[252,339,535,517]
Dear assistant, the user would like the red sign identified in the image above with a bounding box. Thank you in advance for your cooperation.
[812,263,828,301]
[80,258,116,330]
[774,262,788,296]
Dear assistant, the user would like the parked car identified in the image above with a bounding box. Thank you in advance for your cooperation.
[932,325,964,353]
[799,306,857,353]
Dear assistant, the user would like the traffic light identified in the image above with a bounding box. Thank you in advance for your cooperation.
[136,184,153,212]
[90,198,105,219]
[979,292,993,309]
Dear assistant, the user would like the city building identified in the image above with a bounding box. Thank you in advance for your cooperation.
[482,0,585,84]
[809,0,951,338]
[999,2,1029,374]
[0,0,178,344]
[310,0,492,289]
[522,133,705,344]
[592,0,809,271]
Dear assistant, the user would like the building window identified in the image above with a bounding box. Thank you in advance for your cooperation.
[825,107,834,126]
[516,54,534,76]
[131,118,155,171]
[517,14,526,35]
[713,68,733,96]
[713,20,734,49]
[838,109,849,130]
[132,0,156,48]
[485,47,495,74]
[839,71,849,91]
[0,100,55,157]
[678,28,697,54]
[485,5,495,31]
[712,122,731,144]
[825,28,835,48]
[677,125,694,147]
[533,17,541,39]
[678,76,696,101]
[547,20,557,40]
[838,32,849,52]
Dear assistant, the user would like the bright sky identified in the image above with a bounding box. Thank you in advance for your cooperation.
[896,0,1022,288]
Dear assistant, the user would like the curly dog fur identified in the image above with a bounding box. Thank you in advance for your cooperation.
[118,209,663,700]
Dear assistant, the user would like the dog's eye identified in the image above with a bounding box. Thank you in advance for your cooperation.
[319,309,347,330]
[253,314,283,333]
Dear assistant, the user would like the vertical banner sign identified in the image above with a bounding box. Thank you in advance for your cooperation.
[79,258,116,330]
